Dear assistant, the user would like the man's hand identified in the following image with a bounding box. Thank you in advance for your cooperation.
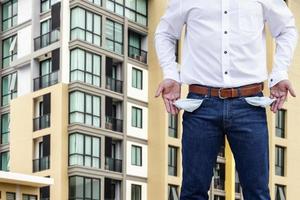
[270,80,296,113]
[155,79,181,115]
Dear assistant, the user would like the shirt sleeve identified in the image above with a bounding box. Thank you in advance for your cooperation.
[263,0,299,88]
[154,0,186,83]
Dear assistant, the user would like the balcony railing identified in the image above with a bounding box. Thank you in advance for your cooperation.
[128,45,147,64]
[105,157,122,172]
[105,116,123,132]
[33,71,59,91]
[218,146,225,157]
[235,182,241,193]
[106,76,123,93]
[33,114,51,131]
[33,156,50,172]
[34,29,60,50]
[214,178,225,190]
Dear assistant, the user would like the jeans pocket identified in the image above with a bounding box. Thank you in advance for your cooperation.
[175,92,207,112]
[244,96,276,108]
[173,98,204,112]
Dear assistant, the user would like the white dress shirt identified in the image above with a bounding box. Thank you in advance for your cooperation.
[155,0,298,88]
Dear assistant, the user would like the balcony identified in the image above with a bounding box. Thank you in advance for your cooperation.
[33,71,59,91]
[214,178,225,190]
[106,76,123,93]
[105,157,122,173]
[105,116,123,132]
[34,29,60,50]
[33,156,50,172]
[33,114,51,131]
[128,45,147,64]
[235,182,241,193]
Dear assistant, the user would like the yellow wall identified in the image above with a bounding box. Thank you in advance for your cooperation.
[9,83,69,200]
[0,183,38,200]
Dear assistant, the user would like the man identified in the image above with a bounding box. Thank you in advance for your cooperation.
[154,0,298,199]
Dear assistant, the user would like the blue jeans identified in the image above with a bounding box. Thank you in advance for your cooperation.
[180,90,271,200]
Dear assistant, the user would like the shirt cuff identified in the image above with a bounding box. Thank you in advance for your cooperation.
[268,71,289,88]
[162,63,181,83]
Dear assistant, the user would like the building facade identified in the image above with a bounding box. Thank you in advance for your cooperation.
[0,0,299,200]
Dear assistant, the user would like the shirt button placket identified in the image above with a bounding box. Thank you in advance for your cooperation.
[222,0,231,86]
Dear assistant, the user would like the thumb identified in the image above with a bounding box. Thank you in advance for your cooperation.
[155,84,164,97]
[288,84,296,97]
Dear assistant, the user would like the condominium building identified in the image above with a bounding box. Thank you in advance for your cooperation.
[0,0,149,199]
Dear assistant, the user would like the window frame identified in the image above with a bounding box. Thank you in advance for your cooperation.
[2,35,17,69]
[275,109,286,138]
[69,91,101,127]
[168,145,178,176]
[68,132,101,168]
[168,113,178,138]
[0,151,10,171]
[1,72,17,107]
[131,67,143,90]
[69,175,101,200]
[131,106,142,128]
[131,184,142,200]
[22,194,37,200]
[70,7,102,47]
[105,19,124,54]
[131,145,142,166]
[1,0,18,31]
[275,145,285,176]
[1,113,10,145]
[70,48,102,87]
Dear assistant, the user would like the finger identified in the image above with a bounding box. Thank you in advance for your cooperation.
[273,97,281,113]
[288,85,296,97]
[155,84,163,97]
[271,98,277,112]
[277,95,287,110]
[169,99,176,115]
[163,98,171,113]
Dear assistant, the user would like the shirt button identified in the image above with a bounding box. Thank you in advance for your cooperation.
[225,71,228,75]
[271,79,273,82]
[224,51,228,54]
[224,11,228,14]
[224,31,228,34]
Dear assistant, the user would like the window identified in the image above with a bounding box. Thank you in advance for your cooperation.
[1,113,10,145]
[106,0,124,16]
[69,91,101,127]
[69,176,101,200]
[0,151,9,171]
[70,48,101,87]
[106,0,147,26]
[168,146,177,176]
[41,0,59,13]
[69,133,101,168]
[213,162,225,190]
[131,106,142,128]
[276,109,286,138]
[214,196,225,200]
[2,35,17,69]
[168,185,179,200]
[6,192,15,200]
[40,186,50,200]
[22,194,37,200]
[128,30,147,63]
[132,68,142,89]
[131,145,142,166]
[125,0,147,26]
[71,7,102,46]
[275,146,285,176]
[105,19,123,54]
[1,73,17,106]
[168,113,178,138]
[2,0,17,31]
[131,184,141,200]
[87,0,102,6]
[275,184,286,200]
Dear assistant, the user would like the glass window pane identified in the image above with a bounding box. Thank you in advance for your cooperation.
[85,136,92,155]
[92,179,100,199]
[93,137,100,157]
